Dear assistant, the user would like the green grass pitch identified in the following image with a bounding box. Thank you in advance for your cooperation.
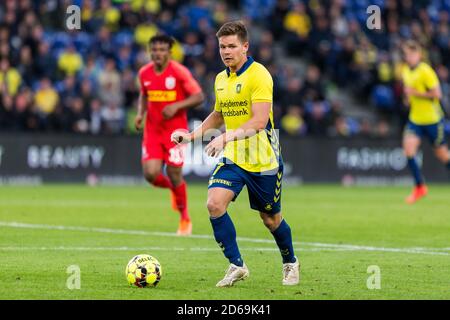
[0,184,449,300]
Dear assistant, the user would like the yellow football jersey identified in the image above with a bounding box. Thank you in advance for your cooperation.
[402,62,443,125]
[214,57,281,173]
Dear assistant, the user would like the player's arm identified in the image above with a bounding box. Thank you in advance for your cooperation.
[404,66,442,100]
[135,91,147,131]
[225,102,270,142]
[162,91,205,119]
[204,102,270,157]
[171,110,224,144]
[404,85,442,100]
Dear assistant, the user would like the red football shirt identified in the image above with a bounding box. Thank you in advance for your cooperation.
[138,60,202,134]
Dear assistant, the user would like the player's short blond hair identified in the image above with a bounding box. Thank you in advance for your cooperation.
[216,21,248,43]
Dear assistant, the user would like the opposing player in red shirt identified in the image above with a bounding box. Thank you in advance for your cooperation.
[135,35,204,236]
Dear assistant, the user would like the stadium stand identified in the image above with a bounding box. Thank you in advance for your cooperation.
[0,0,449,137]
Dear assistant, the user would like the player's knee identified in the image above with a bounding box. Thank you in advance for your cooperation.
[261,215,281,231]
[435,149,449,163]
[143,171,160,184]
[167,172,183,187]
[403,146,416,158]
[206,198,226,216]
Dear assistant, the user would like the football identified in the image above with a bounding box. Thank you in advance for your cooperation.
[125,254,162,288]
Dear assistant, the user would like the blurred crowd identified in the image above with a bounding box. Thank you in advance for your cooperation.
[0,0,449,138]
[270,0,450,137]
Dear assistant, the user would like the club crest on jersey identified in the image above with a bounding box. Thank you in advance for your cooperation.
[236,83,242,93]
[165,76,176,89]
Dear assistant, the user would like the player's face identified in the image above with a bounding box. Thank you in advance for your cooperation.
[218,35,249,71]
[150,42,171,68]
[403,48,421,67]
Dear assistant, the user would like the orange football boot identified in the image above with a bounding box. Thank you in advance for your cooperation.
[177,219,192,236]
[405,185,428,204]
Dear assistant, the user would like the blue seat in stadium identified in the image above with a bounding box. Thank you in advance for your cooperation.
[371,85,395,111]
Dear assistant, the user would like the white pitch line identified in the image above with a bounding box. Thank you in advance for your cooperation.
[0,246,352,252]
[0,221,449,256]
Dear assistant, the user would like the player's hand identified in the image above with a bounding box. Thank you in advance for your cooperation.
[404,86,418,98]
[162,104,179,120]
[205,135,226,158]
[171,129,192,145]
[134,114,144,131]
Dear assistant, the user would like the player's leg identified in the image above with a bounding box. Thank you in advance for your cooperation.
[207,187,248,287]
[403,125,427,204]
[142,159,172,188]
[430,121,450,170]
[166,165,191,235]
[207,187,240,262]
[245,165,299,285]
[259,212,296,264]
[207,162,248,287]
[260,211,299,285]
[434,145,450,169]
[142,139,172,188]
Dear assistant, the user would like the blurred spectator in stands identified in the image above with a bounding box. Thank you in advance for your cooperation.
[89,99,103,135]
[57,45,84,77]
[302,65,325,102]
[283,1,311,57]
[0,58,22,97]
[281,105,306,136]
[98,58,122,106]
[17,46,34,86]
[358,119,373,138]
[280,76,303,112]
[101,101,126,134]
[268,0,290,39]
[329,116,351,137]
[57,75,78,107]
[15,88,41,131]
[118,3,137,28]
[121,68,138,109]
[34,78,59,116]
[182,31,204,60]
[65,97,90,134]
[181,0,212,31]
[335,36,357,86]
[134,20,158,48]
[0,42,11,61]
[80,79,96,109]
[116,44,134,72]
[34,41,56,81]
[304,100,331,136]
[212,1,230,26]
[80,55,102,87]
[0,93,15,130]
[376,51,394,85]
[308,10,333,71]
[253,30,275,66]
[373,119,391,138]
[99,0,121,32]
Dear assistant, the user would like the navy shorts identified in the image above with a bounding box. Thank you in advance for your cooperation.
[208,159,283,214]
[404,120,447,147]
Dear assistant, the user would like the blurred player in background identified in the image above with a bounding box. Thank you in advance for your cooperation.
[402,40,450,204]
[172,21,299,287]
[136,35,204,235]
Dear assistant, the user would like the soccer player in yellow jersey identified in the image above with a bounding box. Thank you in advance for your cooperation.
[402,40,450,204]
[171,21,299,287]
